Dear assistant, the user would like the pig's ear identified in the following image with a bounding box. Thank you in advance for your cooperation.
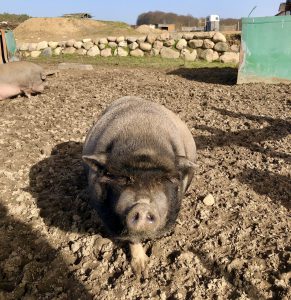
[176,156,197,171]
[82,153,107,171]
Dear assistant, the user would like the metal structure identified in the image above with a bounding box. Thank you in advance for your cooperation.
[155,24,176,32]
[0,29,17,63]
[237,16,291,84]
[205,15,220,31]
[276,0,291,16]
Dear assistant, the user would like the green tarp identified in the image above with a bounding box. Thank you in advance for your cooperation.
[237,16,291,84]
[0,29,17,63]
[5,30,17,59]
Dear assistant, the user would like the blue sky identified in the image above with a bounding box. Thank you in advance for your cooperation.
[0,1,283,24]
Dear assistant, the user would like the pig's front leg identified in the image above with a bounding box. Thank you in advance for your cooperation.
[130,242,149,276]
[22,88,32,98]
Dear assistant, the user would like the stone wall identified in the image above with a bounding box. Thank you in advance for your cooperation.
[17,31,240,64]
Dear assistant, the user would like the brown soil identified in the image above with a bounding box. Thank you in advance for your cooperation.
[0,64,290,299]
[14,18,137,43]
[135,25,162,34]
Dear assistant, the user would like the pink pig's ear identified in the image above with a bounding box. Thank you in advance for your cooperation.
[82,153,107,171]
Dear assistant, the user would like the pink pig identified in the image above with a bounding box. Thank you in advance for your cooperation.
[0,61,47,100]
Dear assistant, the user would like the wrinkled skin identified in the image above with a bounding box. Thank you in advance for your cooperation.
[0,61,46,100]
[82,96,196,275]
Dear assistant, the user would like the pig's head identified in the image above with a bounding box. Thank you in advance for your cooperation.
[31,73,47,93]
[82,150,195,241]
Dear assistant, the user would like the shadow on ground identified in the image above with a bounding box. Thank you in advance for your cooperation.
[28,141,103,234]
[195,106,291,210]
[0,203,91,299]
[167,67,238,85]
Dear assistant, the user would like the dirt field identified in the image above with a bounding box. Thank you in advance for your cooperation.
[0,64,290,300]
[14,18,138,43]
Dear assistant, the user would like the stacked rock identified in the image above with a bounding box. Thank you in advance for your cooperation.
[17,31,240,64]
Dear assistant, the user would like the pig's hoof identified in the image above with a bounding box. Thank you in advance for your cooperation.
[131,252,149,277]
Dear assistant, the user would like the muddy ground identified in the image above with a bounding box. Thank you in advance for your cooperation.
[0,64,290,300]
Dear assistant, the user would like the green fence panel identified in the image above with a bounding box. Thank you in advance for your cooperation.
[5,30,17,60]
[237,16,291,84]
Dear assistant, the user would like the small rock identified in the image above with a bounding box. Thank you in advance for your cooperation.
[37,41,48,51]
[74,41,83,49]
[189,39,203,49]
[100,48,112,57]
[176,39,187,50]
[151,48,160,56]
[99,44,106,50]
[212,32,227,43]
[107,36,117,42]
[128,41,139,50]
[164,39,175,47]
[137,36,147,43]
[146,33,157,44]
[116,36,125,43]
[99,38,108,45]
[203,39,215,49]
[130,49,144,57]
[118,40,128,48]
[117,47,128,56]
[54,47,62,55]
[87,46,100,56]
[29,50,41,58]
[108,41,117,48]
[66,39,76,47]
[214,42,229,52]
[153,40,163,50]
[183,49,197,61]
[160,47,180,59]
[41,47,52,57]
[28,43,38,51]
[160,292,167,300]
[139,42,152,51]
[76,48,87,55]
[48,41,59,49]
[62,47,76,54]
[126,36,137,43]
[158,31,170,41]
[203,194,215,206]
[199,49,212,62]
[220,52,239,64]
[71,241,82,253]
[183,32,194,40]
[19,43,29,51]
[83,41,94,50]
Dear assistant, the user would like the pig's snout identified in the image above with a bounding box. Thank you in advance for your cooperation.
[126,203,159,233]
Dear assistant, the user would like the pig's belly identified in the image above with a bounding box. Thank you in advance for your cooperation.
[0,84,21,100]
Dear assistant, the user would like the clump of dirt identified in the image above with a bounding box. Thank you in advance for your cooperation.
[0,64,290,299]
[135,24,162,34]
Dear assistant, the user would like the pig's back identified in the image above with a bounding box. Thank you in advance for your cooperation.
[83,96,196,162]
[0,61,43,85]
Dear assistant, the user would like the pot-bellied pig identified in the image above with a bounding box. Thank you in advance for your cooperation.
[82,96,197,275]
[0,61,46,100]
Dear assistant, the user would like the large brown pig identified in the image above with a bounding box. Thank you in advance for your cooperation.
[0,61,46,100]
[82,96,197,275]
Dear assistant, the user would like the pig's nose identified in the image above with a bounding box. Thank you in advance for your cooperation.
[126,203,159,233]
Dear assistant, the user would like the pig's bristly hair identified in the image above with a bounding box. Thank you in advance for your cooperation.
[107,151,179,182]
